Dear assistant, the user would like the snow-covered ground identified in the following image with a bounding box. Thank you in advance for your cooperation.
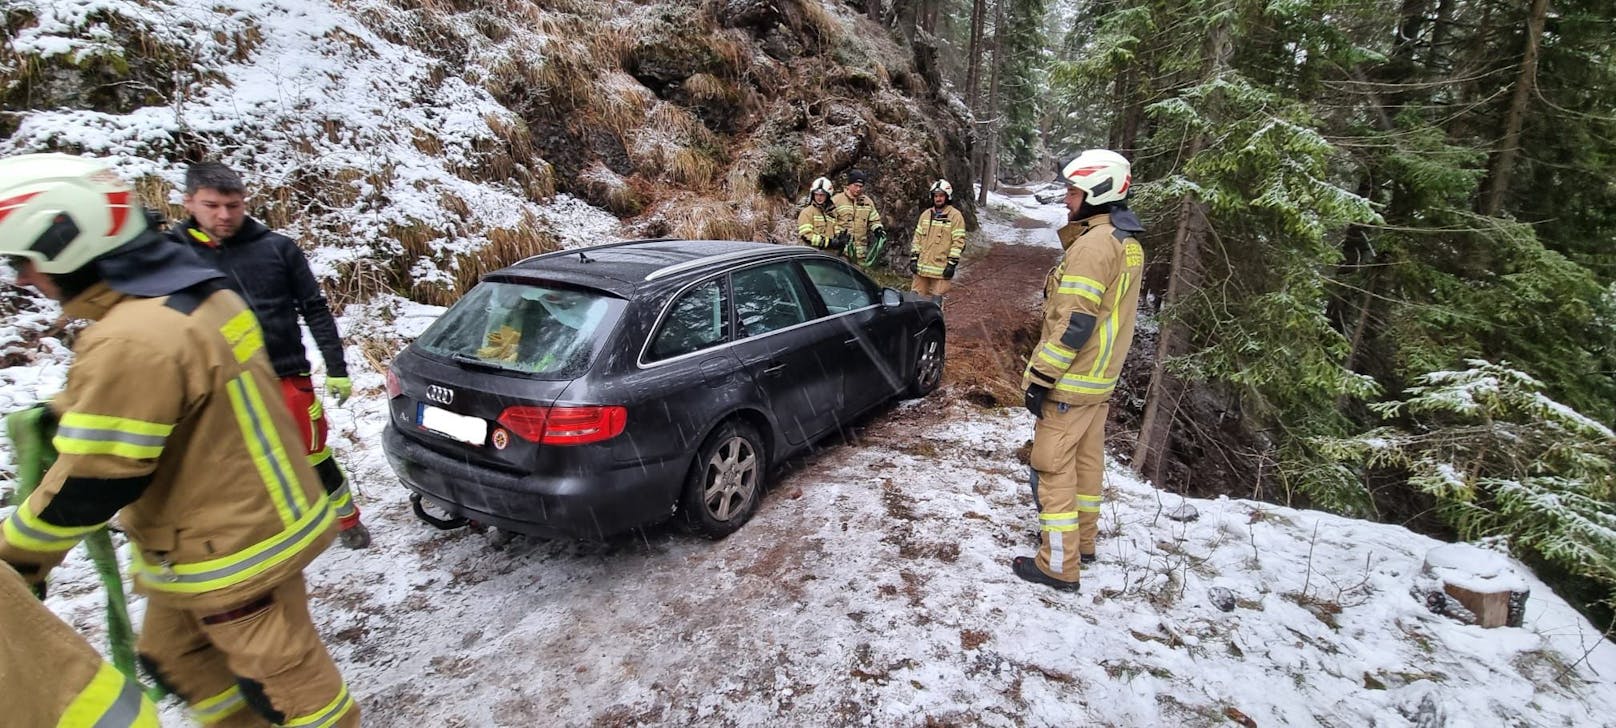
[7,194,1616,726]
[976,187,1067,249]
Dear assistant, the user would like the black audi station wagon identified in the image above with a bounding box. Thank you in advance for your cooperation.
[382,239,945,540]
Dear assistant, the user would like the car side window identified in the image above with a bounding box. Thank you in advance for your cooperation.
[801,259,876,314]
[649,279,730,361]
[732,262,815,336]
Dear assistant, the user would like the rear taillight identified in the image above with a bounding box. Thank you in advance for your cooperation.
[497,406,549,442]
[497,405,627,445]
[386,367,402,399]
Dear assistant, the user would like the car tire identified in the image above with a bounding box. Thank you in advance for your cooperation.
[905,326,945,398]
[678,420,766,539]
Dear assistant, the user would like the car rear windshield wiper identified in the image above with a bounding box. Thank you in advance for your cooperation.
[450,353,507,372]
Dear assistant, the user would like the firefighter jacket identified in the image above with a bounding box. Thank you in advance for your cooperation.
[831,191,883,245]
[1,563,160,726]
[797,202,837,248]
[910,204,967,278]
[171,218,348,379]
[0,282,337,613]
[1022,211,1146,406]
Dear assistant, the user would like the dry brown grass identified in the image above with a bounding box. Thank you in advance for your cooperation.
[520,159,557,200]
[669,199,748,241]
[532,38,597,109]
[683,72,734,103]
[579,163,641,216]
[708,30,751,76]
[646,102,702,140]
[412,127,444,156]
[668,146,719,187]
[629,103,721,188]
[794,0,839,42]
[133,176,181,219]
[402,210,560,306]
[323,168,365,208]
[588,71,655,135]
[588,25,637,67]
[724,151,763,198]
[325,258,396,312]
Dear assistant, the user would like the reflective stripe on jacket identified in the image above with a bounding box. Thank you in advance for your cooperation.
[910,204,966,277]
[1022,213,1146,405]
[0,564,160,727]
[0,283,335,612]
[797,204,837,247]
[830,192,883,244]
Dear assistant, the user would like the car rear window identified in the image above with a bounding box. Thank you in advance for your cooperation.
[414,281,620,378]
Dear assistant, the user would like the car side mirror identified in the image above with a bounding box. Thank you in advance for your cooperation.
[880,288,903,308]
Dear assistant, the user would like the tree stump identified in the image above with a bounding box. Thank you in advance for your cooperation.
[1421,544,1529,628]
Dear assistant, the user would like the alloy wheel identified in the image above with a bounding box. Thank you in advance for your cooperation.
[702,436,758,521]
[915,335,943,391]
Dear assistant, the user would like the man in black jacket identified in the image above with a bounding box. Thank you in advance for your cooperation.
[172,162,371,549]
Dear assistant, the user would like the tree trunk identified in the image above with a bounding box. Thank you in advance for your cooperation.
[965,0,987,114]
[1132,158,1210,485]
[1427,0,1456,69]
[977,2,1003,205]
[1479,0,1548,217]
[1131,15,1231,485]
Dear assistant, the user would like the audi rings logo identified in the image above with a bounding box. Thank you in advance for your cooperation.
[425,385,454,405]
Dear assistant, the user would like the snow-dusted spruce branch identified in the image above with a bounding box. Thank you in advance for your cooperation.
[1320,359,1616,608]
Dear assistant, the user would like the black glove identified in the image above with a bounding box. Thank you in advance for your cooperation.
[834,230,852,254]
[1024,383,1049,418]
[943,260,958,279]
[909,258,919,275]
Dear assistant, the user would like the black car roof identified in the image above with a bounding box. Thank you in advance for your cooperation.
[486,239,806,297]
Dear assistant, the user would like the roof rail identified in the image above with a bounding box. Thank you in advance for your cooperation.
[643,246,801,282]
[513,238,675,267]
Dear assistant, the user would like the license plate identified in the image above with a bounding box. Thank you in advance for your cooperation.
[417,404,488,445]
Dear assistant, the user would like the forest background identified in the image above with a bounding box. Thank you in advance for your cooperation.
[918,0,1615,627]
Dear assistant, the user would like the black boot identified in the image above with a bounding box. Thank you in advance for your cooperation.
[1011,556,1080,591]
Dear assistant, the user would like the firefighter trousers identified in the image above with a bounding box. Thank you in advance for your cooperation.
[1030,400,1107,582]
[1,563,160,727]
[137,575,359,727]
[911,275,952,297]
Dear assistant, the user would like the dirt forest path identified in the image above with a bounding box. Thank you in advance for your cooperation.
[937,199,1064,408]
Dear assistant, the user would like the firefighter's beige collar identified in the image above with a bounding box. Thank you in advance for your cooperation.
[62,282,129,321]
[1057,213,1116,249]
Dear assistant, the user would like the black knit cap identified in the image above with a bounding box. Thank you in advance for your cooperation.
[847,170,868,184]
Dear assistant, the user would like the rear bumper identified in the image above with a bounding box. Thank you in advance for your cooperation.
[382,424,687,539]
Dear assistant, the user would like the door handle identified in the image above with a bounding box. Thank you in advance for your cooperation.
[843,337,860,347]
[762,361,787,376]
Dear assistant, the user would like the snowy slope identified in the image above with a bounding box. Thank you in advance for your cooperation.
[7,196,1615,727]
[3,0,616,281]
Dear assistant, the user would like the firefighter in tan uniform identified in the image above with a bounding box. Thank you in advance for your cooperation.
[909,179,967,305]
[830,169,886,266]
[1,562,160,727]
[1013,149,1145,591]
[0,154,358,727]
[797,177,838,249]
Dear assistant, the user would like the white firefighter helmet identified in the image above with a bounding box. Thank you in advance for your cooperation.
[929,179,953,202]
[0,153,144,275]
[1057,149,1132,205]
[810,177,834,198]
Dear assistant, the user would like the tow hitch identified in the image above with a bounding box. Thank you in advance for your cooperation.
[410,493,470,530]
